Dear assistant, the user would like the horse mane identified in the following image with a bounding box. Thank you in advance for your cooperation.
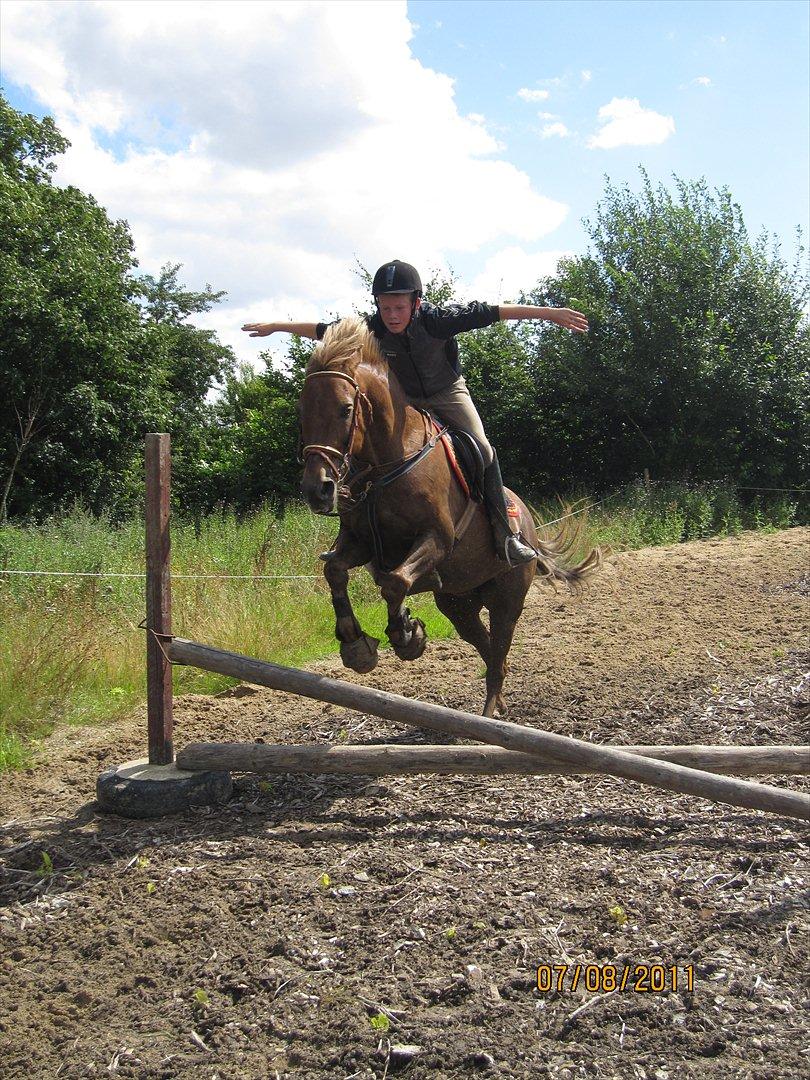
[306,317,386,377]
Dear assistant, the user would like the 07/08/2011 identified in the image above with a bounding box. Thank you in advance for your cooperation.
[536,963,695,994]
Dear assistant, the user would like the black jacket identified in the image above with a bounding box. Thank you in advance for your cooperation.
[316,301,500,398]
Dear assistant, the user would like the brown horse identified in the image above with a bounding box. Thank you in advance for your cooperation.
[299,318,600,717]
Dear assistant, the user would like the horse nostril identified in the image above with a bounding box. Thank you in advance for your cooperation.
[321,478,336,502]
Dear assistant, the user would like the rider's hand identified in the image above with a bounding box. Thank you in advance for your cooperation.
[241,323,275,337]
[548,308,589,333]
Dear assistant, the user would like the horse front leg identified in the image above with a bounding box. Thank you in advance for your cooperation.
[323,530,379,673]
[378,531,448,661]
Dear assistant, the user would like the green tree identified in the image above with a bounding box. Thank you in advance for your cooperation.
[0,94,147,518]
[196,335,309,515]
[0,95,236,519]
[519,171,809,492]
[132,264,235,511]
[457,321,539,491]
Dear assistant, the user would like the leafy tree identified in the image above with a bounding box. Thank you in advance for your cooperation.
[192,334,309,515]
[457,321,539,491]
[0,94,236,519]
[132,264,235,510]
[0,94,148,518]
[516,171,809,493]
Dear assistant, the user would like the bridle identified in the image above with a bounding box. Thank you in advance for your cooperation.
[300,365,449,559]
[300,370,372,483]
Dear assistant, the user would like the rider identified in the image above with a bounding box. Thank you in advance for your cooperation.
[242,260,588,565]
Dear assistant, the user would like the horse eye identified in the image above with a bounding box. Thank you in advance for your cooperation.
[341,403,353,417]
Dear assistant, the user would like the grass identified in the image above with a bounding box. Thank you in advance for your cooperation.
[0,505,454,769]
[531,480,803,554]
[0,483,804,770]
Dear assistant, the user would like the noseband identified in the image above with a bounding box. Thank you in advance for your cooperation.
[300,370,371,481]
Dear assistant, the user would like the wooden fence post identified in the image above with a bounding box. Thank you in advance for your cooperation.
[145,433,173,764]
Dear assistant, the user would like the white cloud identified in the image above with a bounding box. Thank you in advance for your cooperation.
[581,69,592,84]
[679,75,713,90]
[462,247,573,301]
[587,97,675,150]
[540,122,569,139]
[2,0,570,364]
[517,87,551,102]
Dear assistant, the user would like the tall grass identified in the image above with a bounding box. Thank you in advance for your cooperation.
[532,480,803,553]
[0,483,804,770]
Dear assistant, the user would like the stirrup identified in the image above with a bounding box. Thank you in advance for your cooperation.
[502,534,537,566]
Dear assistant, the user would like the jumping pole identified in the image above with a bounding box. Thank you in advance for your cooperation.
[167,637,810,822]
[177,742,810,778]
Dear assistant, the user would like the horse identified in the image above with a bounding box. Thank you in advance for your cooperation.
[299,317,601,717]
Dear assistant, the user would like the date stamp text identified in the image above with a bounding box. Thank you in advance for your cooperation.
[536,963,695,994]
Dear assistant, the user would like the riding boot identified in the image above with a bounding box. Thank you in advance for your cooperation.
[483,452,537,565]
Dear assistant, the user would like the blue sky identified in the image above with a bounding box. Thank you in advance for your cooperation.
[408,0,809,259]
[2,1,808,363]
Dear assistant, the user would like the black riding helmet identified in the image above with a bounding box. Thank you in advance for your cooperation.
[372,260,423,298]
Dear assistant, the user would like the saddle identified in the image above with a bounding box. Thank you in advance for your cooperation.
[425,416,485,502]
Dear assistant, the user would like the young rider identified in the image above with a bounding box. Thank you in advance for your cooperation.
[242,260,588,565]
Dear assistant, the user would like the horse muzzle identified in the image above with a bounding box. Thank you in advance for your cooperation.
[301,465,338,515]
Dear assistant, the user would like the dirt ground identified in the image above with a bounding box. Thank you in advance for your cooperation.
[1,528,808,1080]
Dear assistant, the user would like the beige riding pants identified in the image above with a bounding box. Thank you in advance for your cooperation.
[407,376,494,466]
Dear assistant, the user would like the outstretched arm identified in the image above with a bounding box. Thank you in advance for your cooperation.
[241,321,320,339]
[498,304,588,333]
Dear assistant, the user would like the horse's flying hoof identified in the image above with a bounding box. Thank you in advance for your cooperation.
[393,617,427,661]
[340,633,380,673]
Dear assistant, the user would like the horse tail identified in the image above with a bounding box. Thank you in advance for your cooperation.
[530,504,603,594]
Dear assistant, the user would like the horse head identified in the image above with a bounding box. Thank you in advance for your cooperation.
[299,319,378,514]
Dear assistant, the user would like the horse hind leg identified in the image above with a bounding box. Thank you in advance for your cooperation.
[478,570,530,717]
[434,591,492,679]
[482,614,518,717]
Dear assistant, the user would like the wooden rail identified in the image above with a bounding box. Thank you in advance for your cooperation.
[167,637,810,821]
[176,742,810,777]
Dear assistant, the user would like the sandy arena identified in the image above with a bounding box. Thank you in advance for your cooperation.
[1,528,808,1078]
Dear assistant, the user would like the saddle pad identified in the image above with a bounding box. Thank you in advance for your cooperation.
[430,419,472,499]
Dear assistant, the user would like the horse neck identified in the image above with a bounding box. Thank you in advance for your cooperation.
[355,363,425,465]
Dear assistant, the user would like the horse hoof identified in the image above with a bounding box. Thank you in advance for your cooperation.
[483,695,506,718]
[340,633,380,673]
[393,617,427,661]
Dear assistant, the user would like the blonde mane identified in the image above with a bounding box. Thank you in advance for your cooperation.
[306,317,385,376]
